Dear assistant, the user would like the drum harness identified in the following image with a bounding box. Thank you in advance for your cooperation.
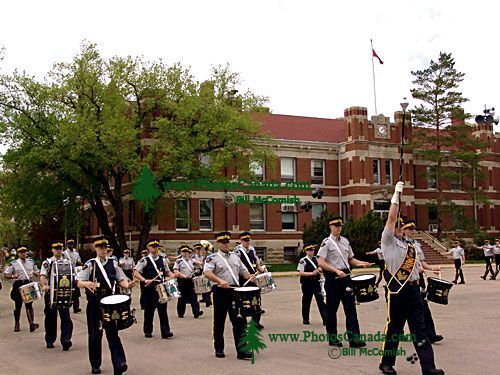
[239,247,257,274]
[217,252,240,287]
[147,254,165,284]
[93,257,116,295]
[327,237,353,293]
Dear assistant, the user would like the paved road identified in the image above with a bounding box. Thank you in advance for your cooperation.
[0,265,498,375]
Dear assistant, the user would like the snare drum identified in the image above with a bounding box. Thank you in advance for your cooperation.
[193,276,212,294]
[351,274,379,303]
[233,286,261,317]
[255,272,276,294]
[100,294,136,330]
[19,282,42,303]
[156,279,181,303]
[426,277,453,305]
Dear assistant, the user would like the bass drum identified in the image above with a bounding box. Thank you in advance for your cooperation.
[100,294,136,330]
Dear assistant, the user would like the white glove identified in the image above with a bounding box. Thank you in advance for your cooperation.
[391,181,404,205]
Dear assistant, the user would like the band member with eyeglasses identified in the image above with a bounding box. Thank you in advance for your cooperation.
[297,243,327,326]
[378,182,444,375]
[77,237,135,375]
[317,217,372,348]
[3,246,40,333]
[134,239,174,339]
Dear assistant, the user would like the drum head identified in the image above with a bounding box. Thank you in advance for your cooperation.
[235,286,260,292]
[101,294,130,304]
[351,274,375,281]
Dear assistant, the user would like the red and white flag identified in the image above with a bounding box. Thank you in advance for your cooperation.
[372,48,384,64]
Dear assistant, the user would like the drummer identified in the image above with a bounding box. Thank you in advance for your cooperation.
[366,241,384,287]
[40,241,75,350]
[193,243,212,307]
[119,249,135,280]
[203,231,256,360]
[133,239,174,339]
[3,246,40,333]
[402,219,444,345]
[317,217,372,347]
[173,246,203,318]
[297,243,327,326]
[235,232,265,330]
[77,236,134,375]
[64,239,82,313]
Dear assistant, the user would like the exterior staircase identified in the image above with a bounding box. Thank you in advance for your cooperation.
[414,232,454,265]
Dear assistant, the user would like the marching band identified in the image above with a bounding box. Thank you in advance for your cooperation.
[2,191,498,375]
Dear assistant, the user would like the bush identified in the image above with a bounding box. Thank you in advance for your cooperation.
[302,210,386,259]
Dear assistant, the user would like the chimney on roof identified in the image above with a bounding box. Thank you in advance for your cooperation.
[344,106,368,141]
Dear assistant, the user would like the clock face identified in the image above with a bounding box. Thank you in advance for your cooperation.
[377,124,387,136]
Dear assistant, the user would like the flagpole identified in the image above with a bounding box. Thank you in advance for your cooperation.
[371,39,378,115]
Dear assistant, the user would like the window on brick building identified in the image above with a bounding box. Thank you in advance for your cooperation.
[451,174,462,190]
[281,204,297,230]
[311,203,326,220]
[250,161,264,180]
[281,158,295,182]
[250,203,265,230]
[199,199,212,230]
[283,246,298,262]
[311,160,325,185]
[175,199,190,231]
[373,159,381,184]
[374,201,390,218]
[341,202,348,221]
[427,166,437,189]
[428,205,438,232]
[385,160,392,185]
[254,247,267,262]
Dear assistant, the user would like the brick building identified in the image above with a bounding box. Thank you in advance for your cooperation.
[86,106,500,263]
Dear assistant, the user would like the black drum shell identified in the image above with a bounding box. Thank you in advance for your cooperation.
[100,295,135,330]
[234,287,262,317]
[351,274,379,303]
[426,277,452,305]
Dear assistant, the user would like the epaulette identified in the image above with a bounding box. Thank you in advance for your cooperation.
[42,260,50,269]
[299,258,305,264]
[139,258,146,263]
[320,237,329,247]
[206,253,217,262]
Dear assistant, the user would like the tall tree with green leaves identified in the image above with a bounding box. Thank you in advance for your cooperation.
[410,52,479,238]
[0,42,274,255]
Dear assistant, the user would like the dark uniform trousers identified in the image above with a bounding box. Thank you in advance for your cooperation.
[87,295,126,371]
[325,273,360,343]
[177,278,200,316]
[72,287,81,312]
[418,274,437,340]
[483,256,495,278]
[301,281,327,324]
[453,259,465,283]
[380,284,436,373]
[495,255,500,278]
[11,280,36,325]
[212,286,246,354]
[44,293,73,345]
[376,259,385,286]
[143,286,171,336]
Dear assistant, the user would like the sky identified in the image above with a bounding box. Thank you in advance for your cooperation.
[0,0,499,149]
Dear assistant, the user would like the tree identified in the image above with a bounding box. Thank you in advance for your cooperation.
[239,318,267,364]
[0,42,274,256]
[410,52,476,238]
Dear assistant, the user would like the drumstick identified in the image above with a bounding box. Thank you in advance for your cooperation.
[243,271,259,287]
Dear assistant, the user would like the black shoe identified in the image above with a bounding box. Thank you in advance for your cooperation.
[162,332,174,339]
[14,322,20,332]
[458,281,465,284]
[350,341,366,348]
[30,323,39,332]
[425,370,445,375]
[303,320,310,325]
[489,276,496,280]
[91,368,101,374]
[73,308,82,313]
[178,315,184,318]
[194,311,204,319]
[480,275,486,280]
[62,341,72,351]
[255,322,264,330]
[215,351,225,358]
[145,333,153,338]
[260,310,266,315]
[46,343,55,349]
[329,340,343,347]
[115,362,128,374]
[379,364,397,374]
[452,280,457,284]
[237,352,252,360]
[429,335,443,344]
